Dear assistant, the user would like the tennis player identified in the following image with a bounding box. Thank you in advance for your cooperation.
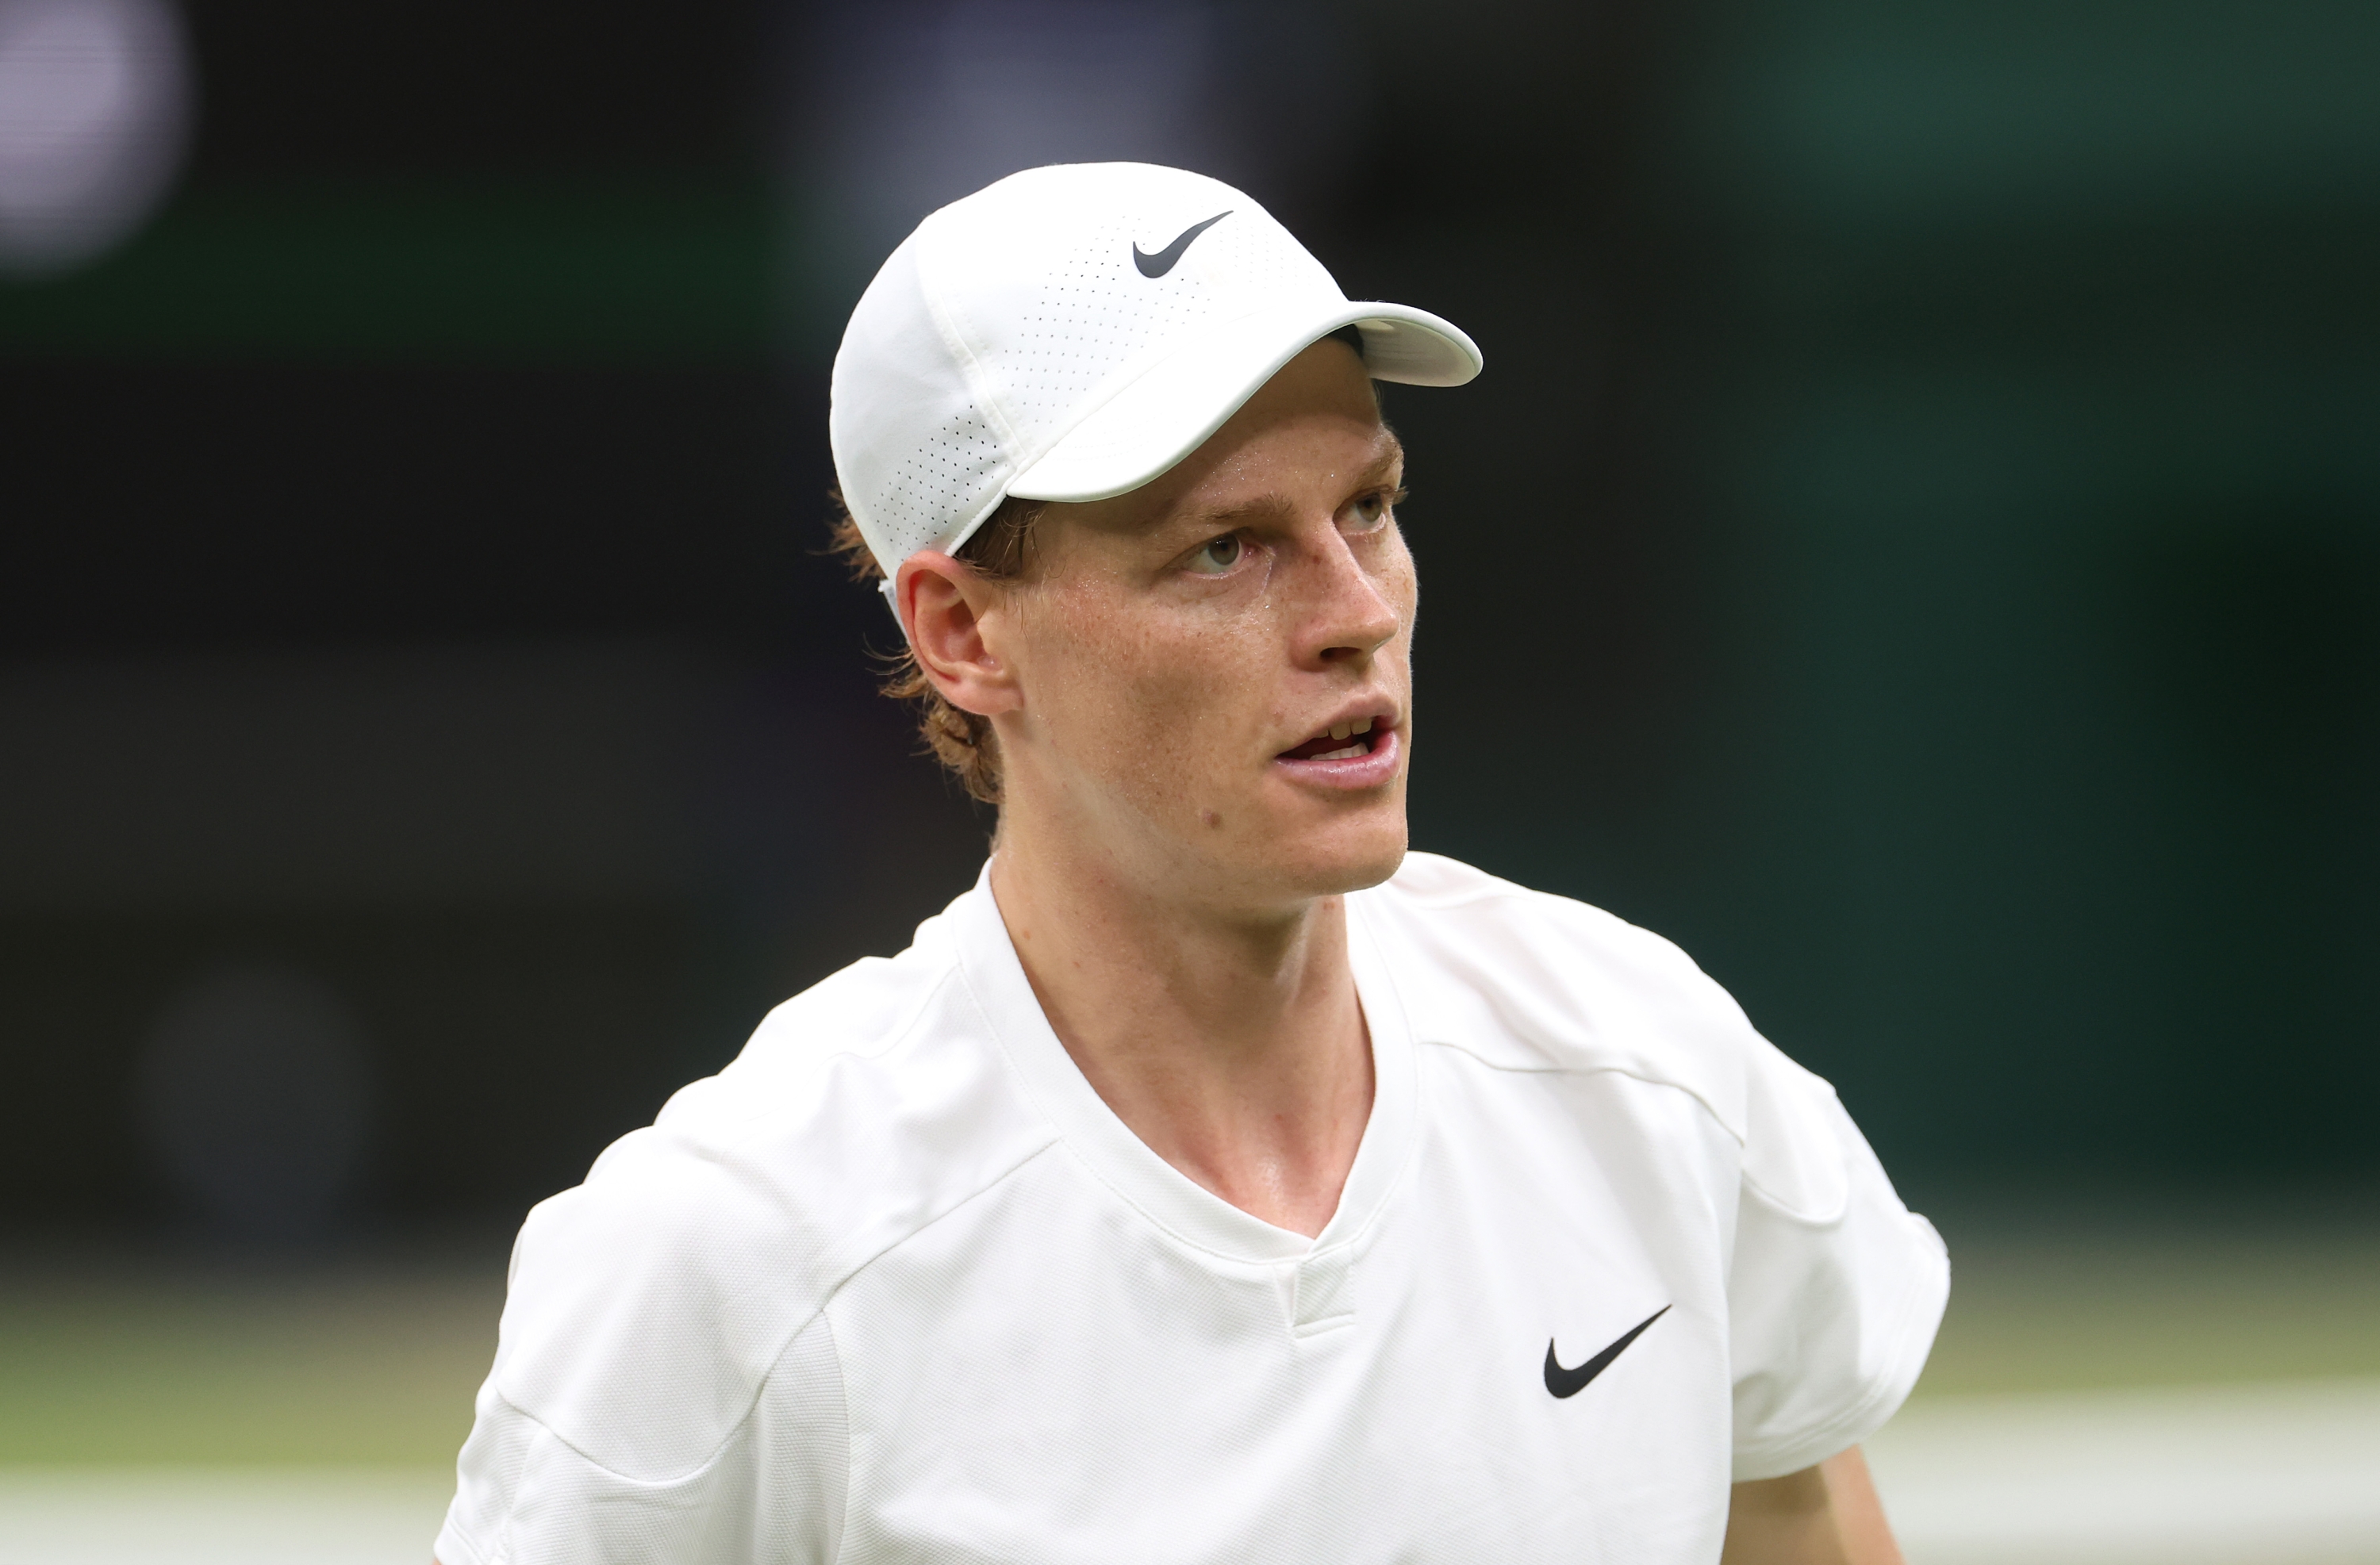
[436,162,1947,1565]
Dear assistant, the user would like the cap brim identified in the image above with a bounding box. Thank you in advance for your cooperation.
[1004,301,1481,505]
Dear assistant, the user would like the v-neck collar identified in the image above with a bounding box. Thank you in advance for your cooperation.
[950,860,1418,1266]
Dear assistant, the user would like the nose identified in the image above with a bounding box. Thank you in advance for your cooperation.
[1294,527,1403,669]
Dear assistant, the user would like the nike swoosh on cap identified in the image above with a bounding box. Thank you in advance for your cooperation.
[1544,1306,1671,1400]
[1132,211,1231,278]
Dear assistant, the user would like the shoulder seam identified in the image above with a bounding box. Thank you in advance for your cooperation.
[747,949,965,1082]
[823,1309,852,1565]
[740,1137,1065,1463]
[1418,1036,1749,1149]
[492,1387,743,1490]
[508,1137,1061,1487]
[518,942,1061,1486]
[1736,1087,1852,1226]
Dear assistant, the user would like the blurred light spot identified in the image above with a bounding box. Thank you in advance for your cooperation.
[790,0,1360,313]
[134,962,376,1243]
[0,0,191,275]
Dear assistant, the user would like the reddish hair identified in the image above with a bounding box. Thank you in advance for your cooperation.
[827,493,1045,805]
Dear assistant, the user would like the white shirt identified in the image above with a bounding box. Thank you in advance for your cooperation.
[438,853,1948,1565]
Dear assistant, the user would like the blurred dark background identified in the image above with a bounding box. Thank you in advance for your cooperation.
[3,0,2374,1246]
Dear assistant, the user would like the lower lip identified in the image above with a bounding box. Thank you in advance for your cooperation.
[1273,726,1402,790]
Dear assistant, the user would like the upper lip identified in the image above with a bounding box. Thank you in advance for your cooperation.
[1284,701,1399,752]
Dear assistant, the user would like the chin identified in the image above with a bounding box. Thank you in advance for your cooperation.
[1253,808,1409,902]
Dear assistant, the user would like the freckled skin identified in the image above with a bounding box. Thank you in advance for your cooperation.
[892,339,1409,1241]
[897,346,1908,1564]
[989,341,1416,915]
[422,338,1896,1565]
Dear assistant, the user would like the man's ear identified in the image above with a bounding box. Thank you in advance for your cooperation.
[898,553,1021,717]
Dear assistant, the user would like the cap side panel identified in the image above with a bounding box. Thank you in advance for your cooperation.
[912,211,1025,455]
[829,163,1484,575]
[830,236,969,571]
[842,221,1015,567]
[908,217,1031,562]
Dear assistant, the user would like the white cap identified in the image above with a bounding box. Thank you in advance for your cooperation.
[829,162,1482,596]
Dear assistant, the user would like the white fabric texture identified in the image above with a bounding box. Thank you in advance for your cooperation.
[827,163,1480,576]
[438,852,1948,1565]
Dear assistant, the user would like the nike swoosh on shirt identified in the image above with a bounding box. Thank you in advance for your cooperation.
[1132,211,1231,277]
[1544,1305,1671,1399]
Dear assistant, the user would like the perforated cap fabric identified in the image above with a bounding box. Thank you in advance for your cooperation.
[828,163,1482,584]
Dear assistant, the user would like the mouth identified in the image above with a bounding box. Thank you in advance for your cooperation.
[1273,712,1401,788]
[1278,714,1387,763]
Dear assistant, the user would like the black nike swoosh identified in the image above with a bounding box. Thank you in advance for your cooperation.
[1132,211,1231,278]
[1545,1305,1671,1399]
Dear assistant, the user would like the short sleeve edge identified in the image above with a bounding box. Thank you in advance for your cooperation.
[432,1512,494,1565]
[1729,1212,1950,1483]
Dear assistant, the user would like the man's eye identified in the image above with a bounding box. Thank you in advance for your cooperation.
[1186,534,1243,574]
[1351,489,1401,527]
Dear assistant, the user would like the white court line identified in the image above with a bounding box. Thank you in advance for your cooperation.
[0,1468,452,1565]
[1866,1378,2380,1565]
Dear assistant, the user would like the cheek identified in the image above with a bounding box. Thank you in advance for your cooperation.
[1032,592,1276,777]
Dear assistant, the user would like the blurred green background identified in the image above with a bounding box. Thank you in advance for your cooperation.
[1,2,2375,1557]
[9,0,2368,1228]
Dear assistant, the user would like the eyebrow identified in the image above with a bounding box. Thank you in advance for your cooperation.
[1180,431,1407,532]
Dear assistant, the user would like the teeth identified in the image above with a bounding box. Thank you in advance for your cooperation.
[1330,720,1353,741]
[1313,745,1365,761]
[1353,717,1373,734]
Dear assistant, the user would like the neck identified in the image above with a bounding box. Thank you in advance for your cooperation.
[987,818,1374,1239]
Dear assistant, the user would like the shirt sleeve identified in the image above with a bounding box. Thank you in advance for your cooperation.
[437,1306,846,1565]
[1726,1037,1950,1482]
[434,1140,851,1565]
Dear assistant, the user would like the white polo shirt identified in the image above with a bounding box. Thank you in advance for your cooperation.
[438,852,1948,1565]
